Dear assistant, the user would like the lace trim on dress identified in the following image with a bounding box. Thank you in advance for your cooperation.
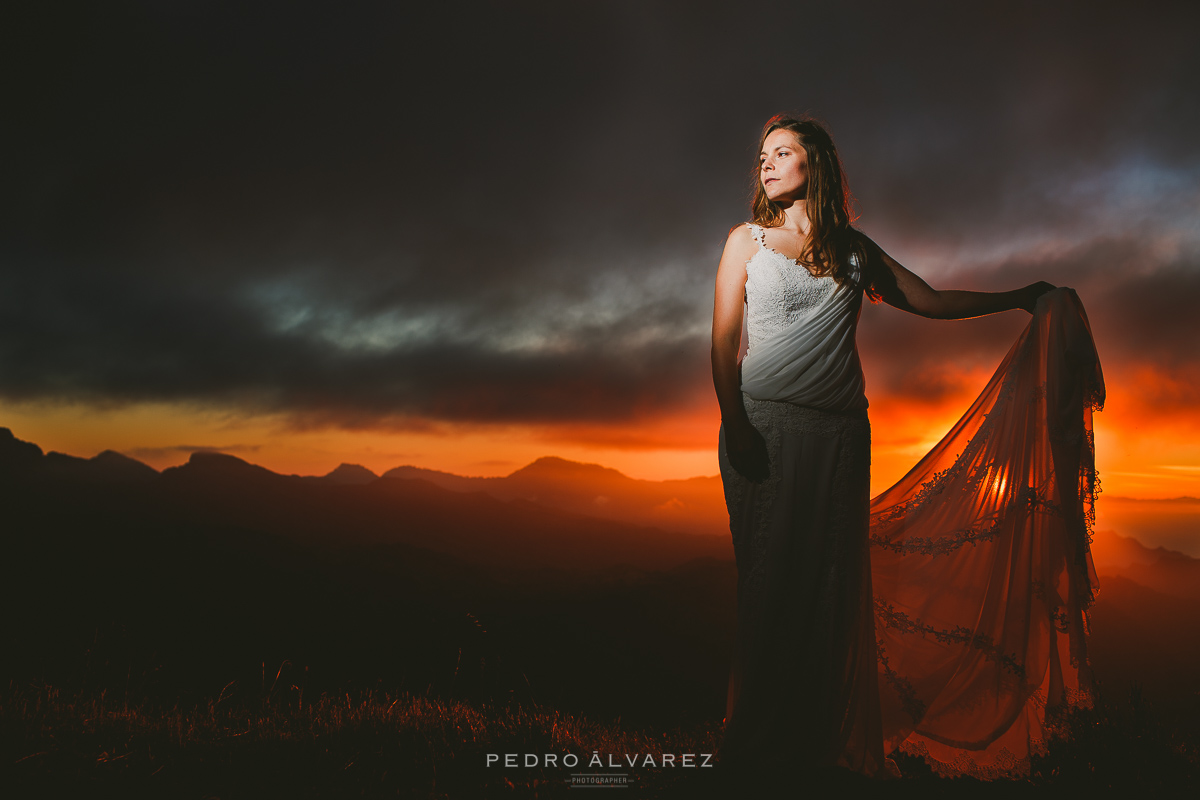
[896,684,1093,781]
[877,639,927,721]
[745,221,855,282]
[871,484,1062,557]
[873,597,1030,682]
[897,738,1036,781]
[746,221,767,248]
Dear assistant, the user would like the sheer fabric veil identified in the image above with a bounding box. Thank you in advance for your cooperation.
[870,287,1104,778]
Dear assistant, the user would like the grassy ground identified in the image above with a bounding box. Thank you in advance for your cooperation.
[3,679,1196,799]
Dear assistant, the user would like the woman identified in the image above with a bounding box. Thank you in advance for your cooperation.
[711,116,1102,782]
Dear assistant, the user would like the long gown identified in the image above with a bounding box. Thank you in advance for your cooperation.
[716,222,1103,780]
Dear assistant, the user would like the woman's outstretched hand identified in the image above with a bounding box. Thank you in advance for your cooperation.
[726,420,770,483]
[1017,281,1057,313]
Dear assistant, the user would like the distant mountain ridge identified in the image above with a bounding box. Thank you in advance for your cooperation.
[1,427,160,483]
[1096,494,1200,560]
[5,426,1197,593]
[383,456,728,537]
[0,427,727,573]
[1092,529,1200,603]
[322,463,379,485]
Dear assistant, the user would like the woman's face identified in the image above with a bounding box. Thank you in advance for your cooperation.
[759,129,807,202]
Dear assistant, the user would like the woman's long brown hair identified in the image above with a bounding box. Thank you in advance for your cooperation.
[751,115,880,302]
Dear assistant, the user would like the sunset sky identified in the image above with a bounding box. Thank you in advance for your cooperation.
[3,1,1198,522]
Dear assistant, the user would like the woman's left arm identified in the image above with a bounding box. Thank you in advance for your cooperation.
[862,235,1055,318]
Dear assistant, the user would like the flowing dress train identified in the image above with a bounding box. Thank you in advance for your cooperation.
[869,287,1102,778]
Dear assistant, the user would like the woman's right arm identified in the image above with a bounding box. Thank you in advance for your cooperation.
[712,225,770,483]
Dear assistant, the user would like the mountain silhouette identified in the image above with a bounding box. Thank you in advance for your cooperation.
[1097,495,1200,559]
[1,428,160,483]
[508,455,628,482]
[0,430,727,573]
[321,463,379,484]
[0,426,46,476]
[1091,529,1200,603]
[384,455,728,537]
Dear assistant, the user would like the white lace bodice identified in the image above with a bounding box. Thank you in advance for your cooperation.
[740,222,869,411]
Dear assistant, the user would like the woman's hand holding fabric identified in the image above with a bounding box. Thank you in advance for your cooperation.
[1017,281,1057,313]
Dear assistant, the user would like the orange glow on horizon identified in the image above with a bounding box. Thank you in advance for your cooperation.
[2,357,1197,502]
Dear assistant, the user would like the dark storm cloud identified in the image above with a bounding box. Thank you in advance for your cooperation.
[0,252,712,425]
[2,1,1198,427]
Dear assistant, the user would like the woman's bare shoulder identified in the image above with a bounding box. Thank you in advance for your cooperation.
[715,223,757,274]
[722,221,757,255]
[714,223,756,282]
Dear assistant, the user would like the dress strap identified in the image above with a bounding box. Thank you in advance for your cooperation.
[745,222,766,248]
